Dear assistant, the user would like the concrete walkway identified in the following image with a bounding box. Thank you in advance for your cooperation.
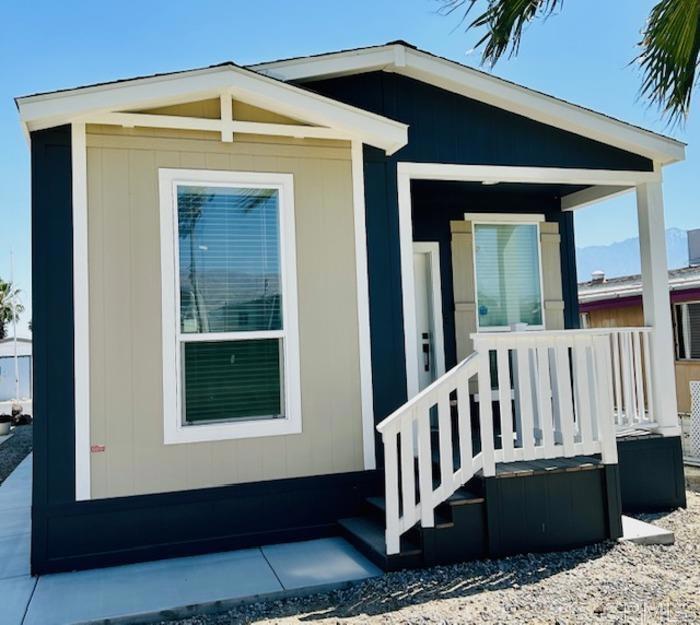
[0,456,381,625]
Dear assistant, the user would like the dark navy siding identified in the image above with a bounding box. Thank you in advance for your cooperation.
[307,72,632,423]
[309,73,654,171]
[30,126,76,573]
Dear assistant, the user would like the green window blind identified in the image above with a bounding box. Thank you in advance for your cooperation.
[474,223,543,329]
[183,340,282,424]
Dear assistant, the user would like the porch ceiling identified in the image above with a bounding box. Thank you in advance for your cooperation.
[411,179,589,201]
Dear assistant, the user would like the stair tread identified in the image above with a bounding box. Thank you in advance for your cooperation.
[490,455,603,477]
[448,487,485,505]
[366,496,454,526]
[339,516,422,557]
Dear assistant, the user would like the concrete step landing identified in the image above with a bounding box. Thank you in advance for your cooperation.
[619,515,674,546]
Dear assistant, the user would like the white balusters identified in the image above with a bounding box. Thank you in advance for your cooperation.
[553,338,576,457]
[606,328,654,429]
[496,347,515,460]
[475,343,496,477]
[572,335,595,455]
[469,328,652,466]
[514,341,536,459]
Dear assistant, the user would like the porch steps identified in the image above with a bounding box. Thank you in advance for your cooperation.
[339,455,610,571]
[619,515,674,546]
[338,488,485,571]
[337,516,422,572]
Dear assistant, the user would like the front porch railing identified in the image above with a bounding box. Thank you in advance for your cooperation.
[377,327,654,555]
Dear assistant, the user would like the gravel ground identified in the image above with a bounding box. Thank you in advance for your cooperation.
[686,465,700,492]
[0,424,32,485]
[155,492,700,625]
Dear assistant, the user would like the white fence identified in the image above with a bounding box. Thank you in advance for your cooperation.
[377,327,653,555]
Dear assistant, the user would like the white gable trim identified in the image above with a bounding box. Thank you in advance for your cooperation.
[252,44,685,165]
[17,64,408,154]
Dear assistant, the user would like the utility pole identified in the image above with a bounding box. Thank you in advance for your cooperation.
[10,250,19,402]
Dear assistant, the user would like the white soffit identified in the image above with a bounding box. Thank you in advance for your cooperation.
[16,64,408,155]
[251,43,686,165]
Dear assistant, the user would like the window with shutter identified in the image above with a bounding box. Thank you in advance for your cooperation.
[160,169,301,443]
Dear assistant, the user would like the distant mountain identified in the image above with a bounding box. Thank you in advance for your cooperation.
[576,228,689,282]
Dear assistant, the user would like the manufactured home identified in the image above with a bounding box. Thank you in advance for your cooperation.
[18,42,686,574]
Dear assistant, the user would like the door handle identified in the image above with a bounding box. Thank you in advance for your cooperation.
[422,332,430,372]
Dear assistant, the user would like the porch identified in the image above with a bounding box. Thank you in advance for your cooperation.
[343,164,685,568]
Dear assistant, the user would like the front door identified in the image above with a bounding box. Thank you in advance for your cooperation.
[413,243,444,391]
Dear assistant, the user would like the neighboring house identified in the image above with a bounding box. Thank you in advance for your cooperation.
[579,263,700,415]
[0,337,32,404]
[17,42,687,576]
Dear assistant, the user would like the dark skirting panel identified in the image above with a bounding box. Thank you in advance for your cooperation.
[39,470,381,574]
[483,465,620,558]
[617,435,686,513]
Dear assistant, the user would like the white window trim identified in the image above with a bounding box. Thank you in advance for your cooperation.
[464,212,544,223]
[469,216,546,333]
[159,168,302,444]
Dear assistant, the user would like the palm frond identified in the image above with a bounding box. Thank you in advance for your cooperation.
[436,0,565,65]
[636,0,700,124]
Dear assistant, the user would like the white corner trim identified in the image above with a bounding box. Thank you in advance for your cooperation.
[397,171,420,399]
[72,122,91,501]
[351,141,376,470]
[159,168,302,444]
[412,242,446,379]
[464,212,544,223]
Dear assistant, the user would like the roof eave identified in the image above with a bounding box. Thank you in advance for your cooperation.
[16,63,409,155]
[251,43,686,166]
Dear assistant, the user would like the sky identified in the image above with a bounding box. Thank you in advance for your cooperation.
[0,0,697,337]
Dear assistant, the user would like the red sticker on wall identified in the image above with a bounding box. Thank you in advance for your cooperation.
[90,445,106,453]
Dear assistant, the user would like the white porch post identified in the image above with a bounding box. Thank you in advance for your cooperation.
[636,181,680,436]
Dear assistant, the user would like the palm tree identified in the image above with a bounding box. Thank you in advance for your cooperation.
[437,0,700,123]
[0,280,24,340]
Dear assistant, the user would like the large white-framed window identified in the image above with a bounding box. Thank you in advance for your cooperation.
[159,168,301,444]
[466,214,546,332]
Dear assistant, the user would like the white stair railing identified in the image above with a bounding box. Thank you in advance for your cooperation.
[376,353,481,555]
[377,328,644,555]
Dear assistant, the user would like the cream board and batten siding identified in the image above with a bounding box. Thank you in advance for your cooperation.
[86,123,364,499]
[451,219,565,361]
